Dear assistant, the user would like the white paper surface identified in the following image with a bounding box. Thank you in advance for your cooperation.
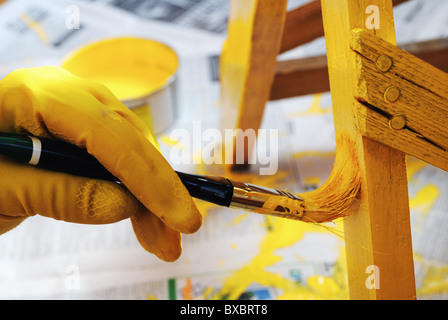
[0,0,447,300]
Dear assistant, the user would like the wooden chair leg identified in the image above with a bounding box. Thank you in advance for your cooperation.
[220,0,287,166]
[220,0,417,299]
[321,0,415,299]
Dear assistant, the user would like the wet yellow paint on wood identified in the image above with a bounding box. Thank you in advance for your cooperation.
[220,0,287,165]
[321,0,415,299]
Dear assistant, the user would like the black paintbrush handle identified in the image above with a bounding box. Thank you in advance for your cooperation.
[0,133,234,207]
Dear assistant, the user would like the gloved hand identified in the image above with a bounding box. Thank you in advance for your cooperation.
[0,66,202,262]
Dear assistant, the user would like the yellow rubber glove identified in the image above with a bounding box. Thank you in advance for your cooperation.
[0,66,202,262]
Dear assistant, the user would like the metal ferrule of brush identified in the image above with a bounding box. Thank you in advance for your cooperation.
[229,180,303,211]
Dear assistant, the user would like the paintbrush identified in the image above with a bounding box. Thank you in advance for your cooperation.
[0,132,312,221]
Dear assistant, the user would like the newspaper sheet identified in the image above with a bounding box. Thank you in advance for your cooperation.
[0,0,447,300]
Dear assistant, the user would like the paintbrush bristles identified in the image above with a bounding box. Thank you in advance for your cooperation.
[260,136,362,223]
[299,137,362,223]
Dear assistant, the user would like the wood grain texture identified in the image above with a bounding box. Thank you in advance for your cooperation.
[353,30,448,172]
[321,0,415,299]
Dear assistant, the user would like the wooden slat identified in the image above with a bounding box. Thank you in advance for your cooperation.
[355,101,448,172]
[220,0,287,166]
[270,55,329,100]
[271,37,448,100]
[279,1,324,54]
[280,0,410,54]
[321,0,415,299]
[352,30,448,172]
[403,37,448,72]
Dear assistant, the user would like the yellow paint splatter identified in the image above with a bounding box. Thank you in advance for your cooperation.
[229,212,250,226]
[287,94,332,119]
[409,184,439,215]
[202,287,214,299]
[214,216,348,300]
[20,13,49,45]
[415,254,448,297]
[160,134,186,150]
[219,258,226,267]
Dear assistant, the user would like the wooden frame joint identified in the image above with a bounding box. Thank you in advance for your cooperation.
[351,29,448,172]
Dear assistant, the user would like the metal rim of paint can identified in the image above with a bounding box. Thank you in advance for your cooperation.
[61,37,179,135]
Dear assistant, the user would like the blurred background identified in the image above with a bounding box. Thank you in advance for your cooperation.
[0,0,447,300]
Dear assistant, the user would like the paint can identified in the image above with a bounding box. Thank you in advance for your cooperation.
[61,37,179,135]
